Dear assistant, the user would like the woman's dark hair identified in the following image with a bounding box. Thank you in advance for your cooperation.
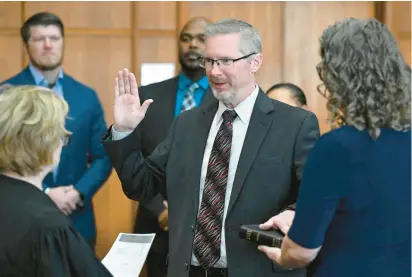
[317,18,410,139]
[21,12,64,44]
[267,83,307,107]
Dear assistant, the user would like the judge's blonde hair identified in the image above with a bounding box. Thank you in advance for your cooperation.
[0,85,70,176]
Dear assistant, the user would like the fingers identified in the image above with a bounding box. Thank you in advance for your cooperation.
[257,245,282,263]
[141,99,154,114]
[114,77,119,98]
[129,72,139,96]
[259,217,276,230]
[67,200,77,211]
[61,204,73,215]
[122,68,131,95]
[116,69,138,98]
[163,200,168,209]
[276,220,291,235]
[118,70,125,96]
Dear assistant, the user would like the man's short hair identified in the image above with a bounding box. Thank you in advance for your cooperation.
[267,83,307,107]
[0,85,70,176]
[21,12,64,44]
[205,19,262,56]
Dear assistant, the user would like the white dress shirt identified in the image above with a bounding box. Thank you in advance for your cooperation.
[112,86,260,268]
[191,86,259,268]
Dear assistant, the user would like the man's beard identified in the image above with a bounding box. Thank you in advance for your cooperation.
[211,87,236,107]
[28,52,63,71]
[178,50,202,71]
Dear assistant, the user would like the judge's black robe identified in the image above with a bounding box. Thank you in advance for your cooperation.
[0,174,113,277]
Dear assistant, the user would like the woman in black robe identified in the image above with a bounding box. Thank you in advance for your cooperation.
[0,85,113,277]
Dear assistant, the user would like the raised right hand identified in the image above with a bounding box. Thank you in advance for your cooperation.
[113,68,153,132]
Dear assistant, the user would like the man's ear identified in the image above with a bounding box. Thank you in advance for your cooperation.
[251,53,263,74]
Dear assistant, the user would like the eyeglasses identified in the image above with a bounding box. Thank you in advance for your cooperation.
[61,134,71,147]
[198,53,256,70]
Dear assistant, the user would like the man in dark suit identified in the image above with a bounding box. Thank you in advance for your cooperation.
[104,19,319,277]
[136,17,214,277]
[2,12,112,248]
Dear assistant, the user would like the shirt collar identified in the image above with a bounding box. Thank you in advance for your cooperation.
[215,85,260,126]
[178,72,209,90]
[28,63,64,86]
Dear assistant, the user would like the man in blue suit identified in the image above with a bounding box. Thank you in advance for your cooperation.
[1,12,112,248]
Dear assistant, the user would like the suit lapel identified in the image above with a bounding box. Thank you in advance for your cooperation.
[22,67,36,85]
[56,75,75,183]
[189,100,219,211]
[227,90,275,215]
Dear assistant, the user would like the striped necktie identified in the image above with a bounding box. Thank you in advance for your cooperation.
[193,109,237,269]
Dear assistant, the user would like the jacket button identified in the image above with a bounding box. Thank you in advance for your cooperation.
[184,262,189,270]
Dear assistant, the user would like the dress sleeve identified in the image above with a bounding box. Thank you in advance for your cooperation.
[26,212,114,277]
[287,133,350,249]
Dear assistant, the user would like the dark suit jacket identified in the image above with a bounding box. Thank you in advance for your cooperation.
[2,67,112,242]
[135,76,214,253]
[103,90,320,277]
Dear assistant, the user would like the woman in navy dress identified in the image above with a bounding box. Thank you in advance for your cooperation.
[259,18,411,277]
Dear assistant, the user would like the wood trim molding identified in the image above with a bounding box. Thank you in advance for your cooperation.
[139,29,176,37]
[66,28,131,36]
[131,1,137,75]
[399,32,411,40]
[22,1,28,68]
[0,27,177,37]
[177,1,189,32]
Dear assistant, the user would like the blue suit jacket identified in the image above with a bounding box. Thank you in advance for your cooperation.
[2,67,112,242]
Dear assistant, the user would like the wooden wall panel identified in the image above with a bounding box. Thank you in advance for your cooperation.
[0,2,22,29]
[62,36,132,259]
[63,36,131,123]
[384,1,411,65]
[140,37,177,63]
[135,36,177,85]
[283,1,374,134]
[25,2,131,29]
[0,36,23,81]
[187,1,283,91]
[138,1,176,30]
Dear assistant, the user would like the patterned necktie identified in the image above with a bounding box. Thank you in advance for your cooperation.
[180,82,199,113]
[193,109,237,269]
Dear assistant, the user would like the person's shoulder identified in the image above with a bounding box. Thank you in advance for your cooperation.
[314,126,367,156]
[63,73,96,94]
[27,209,73,236]
[271,98,316,121]
[63,73,101,102]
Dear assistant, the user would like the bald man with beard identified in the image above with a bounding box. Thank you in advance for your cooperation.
[134,17,215,277]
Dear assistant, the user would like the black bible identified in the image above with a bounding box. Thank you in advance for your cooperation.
[239,224,284,248]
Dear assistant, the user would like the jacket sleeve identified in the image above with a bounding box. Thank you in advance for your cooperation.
[283,112,320,211]
[74,92,112,199]
[102,117,179,203]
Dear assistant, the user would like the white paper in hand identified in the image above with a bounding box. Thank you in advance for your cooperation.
[102,233,156,277]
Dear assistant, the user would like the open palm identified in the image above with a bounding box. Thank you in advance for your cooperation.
[113,68,153,132]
